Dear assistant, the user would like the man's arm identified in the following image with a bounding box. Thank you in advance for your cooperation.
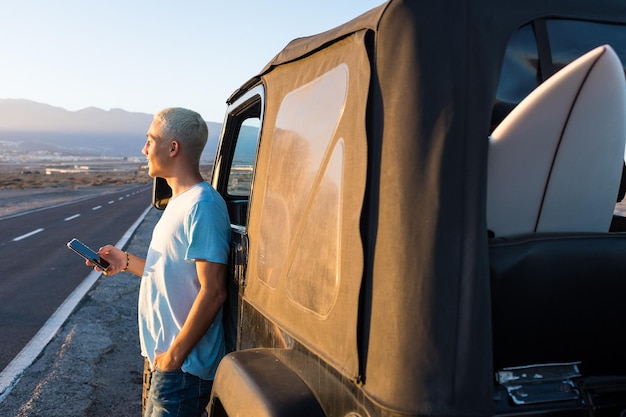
[154,260,227,371]
[95,245,146,277]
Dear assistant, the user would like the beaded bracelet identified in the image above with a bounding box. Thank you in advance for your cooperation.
[122,251,130,272]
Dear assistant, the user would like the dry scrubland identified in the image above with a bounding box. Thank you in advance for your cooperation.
[0,165,148,190]
[0,162,151,218]
[0,163,213,218]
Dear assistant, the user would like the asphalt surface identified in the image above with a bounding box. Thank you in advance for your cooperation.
[0,184,151,372]
[0,205,162,416]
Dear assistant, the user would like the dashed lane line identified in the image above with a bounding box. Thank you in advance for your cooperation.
[0,204,153,402]
[12,228,45,242]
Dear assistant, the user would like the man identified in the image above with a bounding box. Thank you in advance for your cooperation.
[91,107,231,416]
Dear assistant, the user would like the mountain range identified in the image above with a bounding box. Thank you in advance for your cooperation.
[0,99,222,160]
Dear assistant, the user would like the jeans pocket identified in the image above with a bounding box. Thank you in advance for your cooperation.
[147,369,211,416]
[151,367,184,400]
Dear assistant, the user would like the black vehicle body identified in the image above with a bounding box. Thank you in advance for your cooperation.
[153,0,626,415]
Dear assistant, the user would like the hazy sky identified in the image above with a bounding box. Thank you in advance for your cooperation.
[0,1,383,122]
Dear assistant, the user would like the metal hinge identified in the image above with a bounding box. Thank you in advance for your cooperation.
[495,362,582,405]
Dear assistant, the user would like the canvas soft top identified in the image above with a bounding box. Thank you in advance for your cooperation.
[227,1,626,415]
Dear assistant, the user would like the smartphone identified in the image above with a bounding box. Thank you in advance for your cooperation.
[66,238,110,270]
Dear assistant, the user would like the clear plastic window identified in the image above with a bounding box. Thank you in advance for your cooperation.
[227,118,260,197]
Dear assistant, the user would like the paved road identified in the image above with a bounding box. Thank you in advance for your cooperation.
[0,184,152,372]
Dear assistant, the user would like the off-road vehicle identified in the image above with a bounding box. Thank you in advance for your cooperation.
[154,0,626,415]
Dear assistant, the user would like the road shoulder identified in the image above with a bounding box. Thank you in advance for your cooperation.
[0,207,161,416]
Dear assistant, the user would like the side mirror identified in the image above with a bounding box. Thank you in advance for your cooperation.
[152,177,172,210]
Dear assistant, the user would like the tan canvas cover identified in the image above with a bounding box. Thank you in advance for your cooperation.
[245,31,370,379]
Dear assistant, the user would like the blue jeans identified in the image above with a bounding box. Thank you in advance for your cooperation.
[144,367,213,417]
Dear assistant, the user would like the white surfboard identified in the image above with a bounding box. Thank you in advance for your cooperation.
[487,44,626,237]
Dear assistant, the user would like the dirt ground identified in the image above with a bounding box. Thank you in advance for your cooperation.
[0,175,160,416]
[0,168,147,190]
[0,163,149,219]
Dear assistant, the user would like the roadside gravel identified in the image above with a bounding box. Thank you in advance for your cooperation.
[0,198,161,416]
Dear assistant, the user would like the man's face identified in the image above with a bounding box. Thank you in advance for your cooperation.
[142,120,171,178]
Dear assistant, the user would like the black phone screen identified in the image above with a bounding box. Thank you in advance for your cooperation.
[66,238,110,270]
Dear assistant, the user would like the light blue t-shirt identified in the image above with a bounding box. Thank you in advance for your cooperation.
[138,181,231,380]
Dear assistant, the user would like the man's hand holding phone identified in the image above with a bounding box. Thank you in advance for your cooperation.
[67,238,110,271]
[67,238,135,276]
[94,244,129,275]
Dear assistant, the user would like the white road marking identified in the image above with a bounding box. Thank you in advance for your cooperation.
[64,214,80,221]
[0,204,153,401]
[12,228,44,242]
[108,201,115,204]
[92,206,102,211]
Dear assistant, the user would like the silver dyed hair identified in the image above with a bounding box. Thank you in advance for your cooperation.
[153,107,208,164]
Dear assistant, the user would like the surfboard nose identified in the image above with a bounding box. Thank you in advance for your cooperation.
[487,44,626,237]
